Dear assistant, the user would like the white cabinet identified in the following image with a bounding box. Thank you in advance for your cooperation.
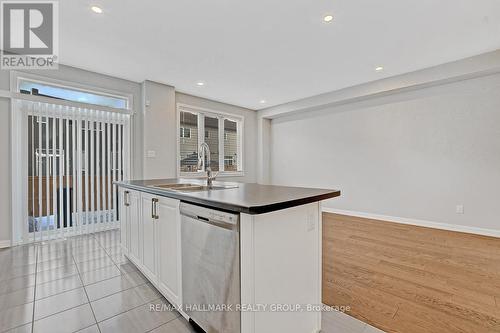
[128,190,141,265]
[140,192,158,283]
[119,188,142,265]
[118,186,323,332]
[118,188,129,255]
[240,202,322,333]
[155,196,181,306]
[119,188,182,308]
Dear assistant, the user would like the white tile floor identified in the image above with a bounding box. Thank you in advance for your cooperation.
[0,230,385,333]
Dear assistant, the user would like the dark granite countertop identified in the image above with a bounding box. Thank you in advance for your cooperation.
[115,179,340,214]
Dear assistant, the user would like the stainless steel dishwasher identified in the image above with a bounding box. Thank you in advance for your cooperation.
[180,202,240,333]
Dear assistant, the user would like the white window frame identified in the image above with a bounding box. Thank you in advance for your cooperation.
[13,72,132,110]
[177,103,244,178]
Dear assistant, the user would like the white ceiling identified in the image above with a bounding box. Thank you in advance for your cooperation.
[60,0,500,110]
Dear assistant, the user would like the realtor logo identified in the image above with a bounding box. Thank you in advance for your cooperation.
[1,1,58,69]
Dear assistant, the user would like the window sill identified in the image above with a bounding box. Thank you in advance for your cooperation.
[179,171,245,178]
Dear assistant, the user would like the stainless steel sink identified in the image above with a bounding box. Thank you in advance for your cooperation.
[152,183,199,190]
[152,183,238,192]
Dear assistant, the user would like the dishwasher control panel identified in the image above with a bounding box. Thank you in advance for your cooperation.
[208,211,236,224]
[180,202,239,225]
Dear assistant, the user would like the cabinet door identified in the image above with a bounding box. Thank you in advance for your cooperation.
[156,197,181,307]
[141,193,157,282]
[128,190,142,265]
[118,188,129,255]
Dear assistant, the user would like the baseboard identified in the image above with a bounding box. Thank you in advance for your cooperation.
[0,240,11,248]
[322,207,500,238]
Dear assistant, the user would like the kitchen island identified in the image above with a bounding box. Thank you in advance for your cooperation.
[116,179,340,333]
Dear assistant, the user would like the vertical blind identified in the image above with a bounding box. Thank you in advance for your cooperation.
[16,99,130,242]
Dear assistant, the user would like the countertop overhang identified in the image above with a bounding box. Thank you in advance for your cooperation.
[115,179,341,215]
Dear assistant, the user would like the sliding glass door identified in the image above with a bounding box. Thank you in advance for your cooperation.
[17,99,130,242]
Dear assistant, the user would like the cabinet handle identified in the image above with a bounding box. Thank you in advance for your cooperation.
[124,191,130,206]
[151,199,155,219]
[153,198,159,219]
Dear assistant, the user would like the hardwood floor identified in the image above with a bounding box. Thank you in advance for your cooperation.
[322,213,500,333]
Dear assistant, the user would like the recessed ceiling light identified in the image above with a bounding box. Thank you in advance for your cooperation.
[196,81,205,86]
[323,15,334,23]
[91,6,103,14]
[259,100,266,104]
[375,66,384,72]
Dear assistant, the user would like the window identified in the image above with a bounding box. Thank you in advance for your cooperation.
[224,155,235,166]
[19,79,129,109]
[179,111,199,173]
[180,127,191,138]
[223,119,239,172]
[204,115,219,171]
[178,105,243,175]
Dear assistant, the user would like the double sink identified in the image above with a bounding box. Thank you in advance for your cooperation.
[152,183,238,193]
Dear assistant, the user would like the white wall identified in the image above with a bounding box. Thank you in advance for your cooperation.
[176,92,258,183]
[143,81,177,179]
[269,73,500,232]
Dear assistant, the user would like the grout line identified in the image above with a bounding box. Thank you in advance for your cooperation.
[93,288,163,324]
[0,280,36,297]
[37,247,116,264]
[0,275,33,284]
[1,323,31,333]
[0,272,81,297]
[39,250,108,265]
[31,298,89,322]
[87,231,124,331]
[76,262,118,276]
[93,234,120,263]
[2,232,121,332]
[90,231,179,324]
[34,276,84,302]
[36,261,117,288]
[40,247,112,263]
[87,233,183,326]
[0,281,84,309]
[91,233,131,276]
[87,279,149,303]
[96,296,178,325]
[79,235,148,302]
[0,259,123,297]
[145,315,180,333]
[80,270,122,287]
[72,249,102,333]
[36,250,108,268]
[74,324,99,333]
[0,266,37,282]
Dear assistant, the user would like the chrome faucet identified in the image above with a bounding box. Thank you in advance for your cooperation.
[198,142,217,187]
